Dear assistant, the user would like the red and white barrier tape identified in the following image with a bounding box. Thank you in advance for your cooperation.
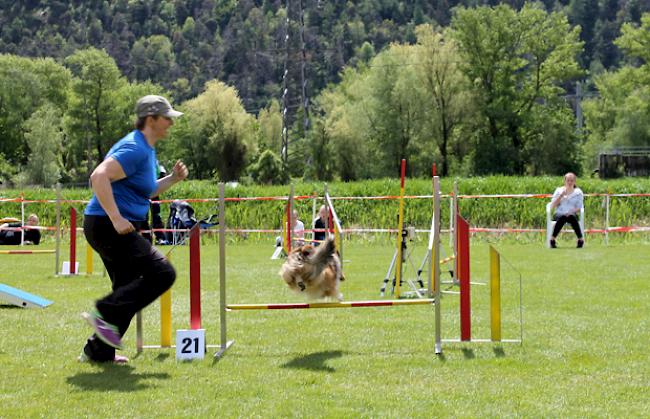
[5,192,650,206]
[9,224,650,236]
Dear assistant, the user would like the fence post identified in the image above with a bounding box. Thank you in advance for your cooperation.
[605,193,610,246]
[20,193,25,246]
[55,183,61,276]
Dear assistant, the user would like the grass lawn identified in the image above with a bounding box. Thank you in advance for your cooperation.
[0,236,648,417]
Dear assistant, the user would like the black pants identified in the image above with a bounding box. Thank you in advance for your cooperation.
[83,215,176,361]
[552,214,583,239]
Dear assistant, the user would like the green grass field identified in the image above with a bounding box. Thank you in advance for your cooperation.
[0,236,648,417]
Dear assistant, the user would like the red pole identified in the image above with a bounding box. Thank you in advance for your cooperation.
[457,213,471,341]
[400,159,406,189]
[70,207,77,274]
[189,226,201,330]
[432,163,437,177]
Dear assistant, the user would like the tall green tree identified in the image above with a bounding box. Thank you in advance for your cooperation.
[170,80,256,181]
[365,43,427,177]
[248,149,289,185]
[316,67,372,181]
[0,55,70,165]
[303,115,334,181]
[257,100,282,152]
[131,35,177,85]
[582,13,650,170]
[64,48,127,178]
[451,4,584,175]
[414,25,473,176]
[20,103,63,187]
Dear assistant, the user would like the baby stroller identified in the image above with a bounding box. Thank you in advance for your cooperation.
[166,200,218,245]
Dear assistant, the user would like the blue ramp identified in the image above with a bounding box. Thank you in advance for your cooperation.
[0,283,53,308]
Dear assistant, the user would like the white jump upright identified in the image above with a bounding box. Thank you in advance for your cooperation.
[215,182,235,359]
[431,176,442,354]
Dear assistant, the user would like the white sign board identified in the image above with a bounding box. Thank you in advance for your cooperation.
[60,261,80,275]
[175,329,206,361]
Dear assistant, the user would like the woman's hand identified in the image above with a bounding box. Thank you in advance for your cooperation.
[111,215,135,234]
[171,160,188,182]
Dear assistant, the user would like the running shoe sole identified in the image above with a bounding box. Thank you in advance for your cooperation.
[81,311,123,350]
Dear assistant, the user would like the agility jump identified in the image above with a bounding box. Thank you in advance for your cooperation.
[214,172,516,358]
[131,176,521,358]
[135,224,213,351]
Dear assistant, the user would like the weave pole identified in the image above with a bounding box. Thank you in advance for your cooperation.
[490,245,501,341]
[395,158,406,298]
[227,299,435,310]
[189,224,201,329]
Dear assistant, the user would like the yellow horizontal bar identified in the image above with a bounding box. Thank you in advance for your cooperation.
[440,255,455,263]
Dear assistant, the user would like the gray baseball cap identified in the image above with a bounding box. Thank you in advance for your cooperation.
[135,95,183,118]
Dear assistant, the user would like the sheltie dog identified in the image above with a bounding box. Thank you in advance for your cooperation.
[280,238,345,301]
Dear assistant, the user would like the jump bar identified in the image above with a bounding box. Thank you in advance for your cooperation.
[0,250,55,254]
[227,298,435,310]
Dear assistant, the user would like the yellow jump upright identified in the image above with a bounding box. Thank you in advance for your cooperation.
[85,246,93,275]
[160,254,172,347]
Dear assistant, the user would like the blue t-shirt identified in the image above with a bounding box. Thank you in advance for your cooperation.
[85,130,158,221]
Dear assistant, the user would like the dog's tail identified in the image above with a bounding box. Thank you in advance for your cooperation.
[308,238,336,270]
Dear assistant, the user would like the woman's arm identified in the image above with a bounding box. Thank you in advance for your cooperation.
[571,190,584,214]
[152,160,188,197]
[89,157,135,234]
[550,187,564,209]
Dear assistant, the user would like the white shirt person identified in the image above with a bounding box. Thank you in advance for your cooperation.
[549,172,584,248]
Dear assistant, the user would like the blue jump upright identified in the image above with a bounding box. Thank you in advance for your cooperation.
[0,283,53,308]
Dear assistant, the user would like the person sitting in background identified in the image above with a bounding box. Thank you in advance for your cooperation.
[312,205,328,246]
[144,164,168,245]
[549,172,584,248]
[292,210,305,247]
[0,214,41,245]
